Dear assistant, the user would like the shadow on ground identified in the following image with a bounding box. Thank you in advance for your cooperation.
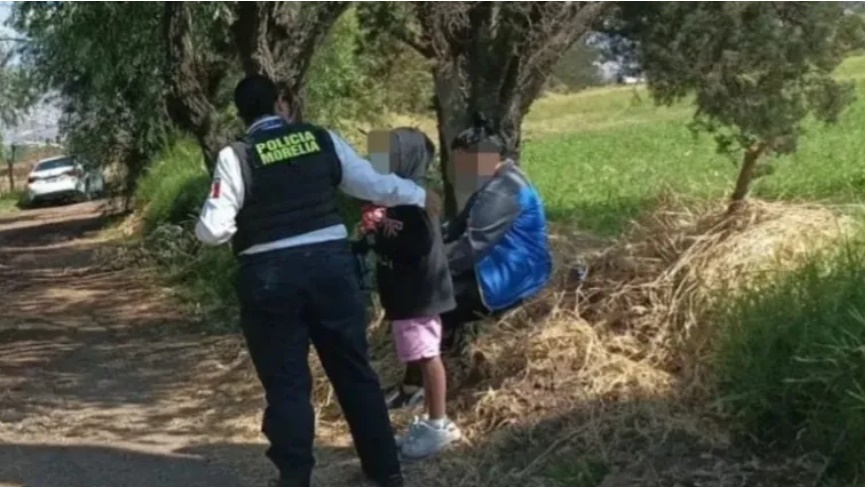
[0,209,108,248]
[390,391,824,487]
[0,442,359,487]
[0,200,249,442]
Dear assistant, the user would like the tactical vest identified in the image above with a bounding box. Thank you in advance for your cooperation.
[231,120,343,255]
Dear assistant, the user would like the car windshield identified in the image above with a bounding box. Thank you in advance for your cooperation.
[35,157,76,172]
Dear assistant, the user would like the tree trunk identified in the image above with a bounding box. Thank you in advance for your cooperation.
[232,2,349,123]
[408,3,608,218]
[727,142,766,215]
[432,61,469,218]
[6,145,15,192]
[6,160,13,192]
[163,2,231,174]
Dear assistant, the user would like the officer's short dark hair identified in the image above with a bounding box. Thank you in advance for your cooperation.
[450,113,509,158]
[234,75,279,126]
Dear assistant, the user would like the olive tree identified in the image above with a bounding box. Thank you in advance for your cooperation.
[605,2,865,213]
[164,1,349,172]
[360,1,611,216]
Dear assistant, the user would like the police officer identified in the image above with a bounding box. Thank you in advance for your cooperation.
[195,75,433,487]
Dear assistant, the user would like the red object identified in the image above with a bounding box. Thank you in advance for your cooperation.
[359,204,385,234]
[211,178,221,199]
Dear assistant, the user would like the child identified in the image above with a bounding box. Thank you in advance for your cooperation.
[353,127,462,460]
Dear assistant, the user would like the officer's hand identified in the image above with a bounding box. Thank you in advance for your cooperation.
[424,189,442,217]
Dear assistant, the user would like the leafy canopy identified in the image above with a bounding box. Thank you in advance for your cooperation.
[611,2,865,156]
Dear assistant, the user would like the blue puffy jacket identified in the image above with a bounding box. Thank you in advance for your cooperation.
[443,161,553,311]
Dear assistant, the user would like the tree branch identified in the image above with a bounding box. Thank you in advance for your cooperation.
[163,1,230,171]
[231,2,350,121]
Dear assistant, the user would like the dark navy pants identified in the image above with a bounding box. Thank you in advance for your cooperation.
[236,239,400,486]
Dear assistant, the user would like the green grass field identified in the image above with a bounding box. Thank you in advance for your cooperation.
[519,59,865,235]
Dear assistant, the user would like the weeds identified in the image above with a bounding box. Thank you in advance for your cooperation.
[0,189,25,212]
[713,236,865,483]
[134,140,210,234]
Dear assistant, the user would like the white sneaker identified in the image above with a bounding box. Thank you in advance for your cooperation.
[399,418,462,460]
[395,415,426,449]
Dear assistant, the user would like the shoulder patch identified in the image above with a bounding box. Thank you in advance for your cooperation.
[210,177,221,199]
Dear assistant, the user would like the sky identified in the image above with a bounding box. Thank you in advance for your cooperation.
[0,2,13,38]
[0,1,60,146]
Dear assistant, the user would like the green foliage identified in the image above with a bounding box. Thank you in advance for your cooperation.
[305,6,432,132]
[713,238,865,482]
[0,42,37,126]
[134,139,211,234]
[0,189,24,213]
[512,61,865,234]
[133,138,237,319]
[138,222,238,323]
[304,9,381,130]
[620,3,865,154]
[11,2,173,197]
[548,39,605,93]
[354,3,433,116]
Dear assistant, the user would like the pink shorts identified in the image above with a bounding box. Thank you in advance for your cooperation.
[392,315,442,364]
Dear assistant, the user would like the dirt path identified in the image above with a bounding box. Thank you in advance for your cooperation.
[0,202,360,487]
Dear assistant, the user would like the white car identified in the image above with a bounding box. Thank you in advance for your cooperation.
[26,155,105,206]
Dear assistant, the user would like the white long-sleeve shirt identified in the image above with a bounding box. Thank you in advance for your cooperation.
[194,118,426,256]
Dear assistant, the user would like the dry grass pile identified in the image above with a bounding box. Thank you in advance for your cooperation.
[316,196,856,487]
[580,195,858,390]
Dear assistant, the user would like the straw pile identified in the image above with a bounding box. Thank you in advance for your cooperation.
[309,196,854,487]
[580,194,858,391]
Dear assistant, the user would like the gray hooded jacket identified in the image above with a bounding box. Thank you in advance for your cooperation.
[369,128,456,320]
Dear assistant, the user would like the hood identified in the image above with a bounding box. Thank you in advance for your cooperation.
[388,127,434,185]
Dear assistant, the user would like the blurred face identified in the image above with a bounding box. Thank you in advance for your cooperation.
[367,129,393,175]
[451,147,501,210]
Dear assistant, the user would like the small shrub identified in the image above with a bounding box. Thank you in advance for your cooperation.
[133,139,237,321]
[134,139,210,234]
[137,223,238,324]
[713,237,865,483]
[0,189,26,212]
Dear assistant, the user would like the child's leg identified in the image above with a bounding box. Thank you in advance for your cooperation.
[393,316,462,459]
[416,356,446,421]
[391,316,446,418]
[387,322,427,410]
